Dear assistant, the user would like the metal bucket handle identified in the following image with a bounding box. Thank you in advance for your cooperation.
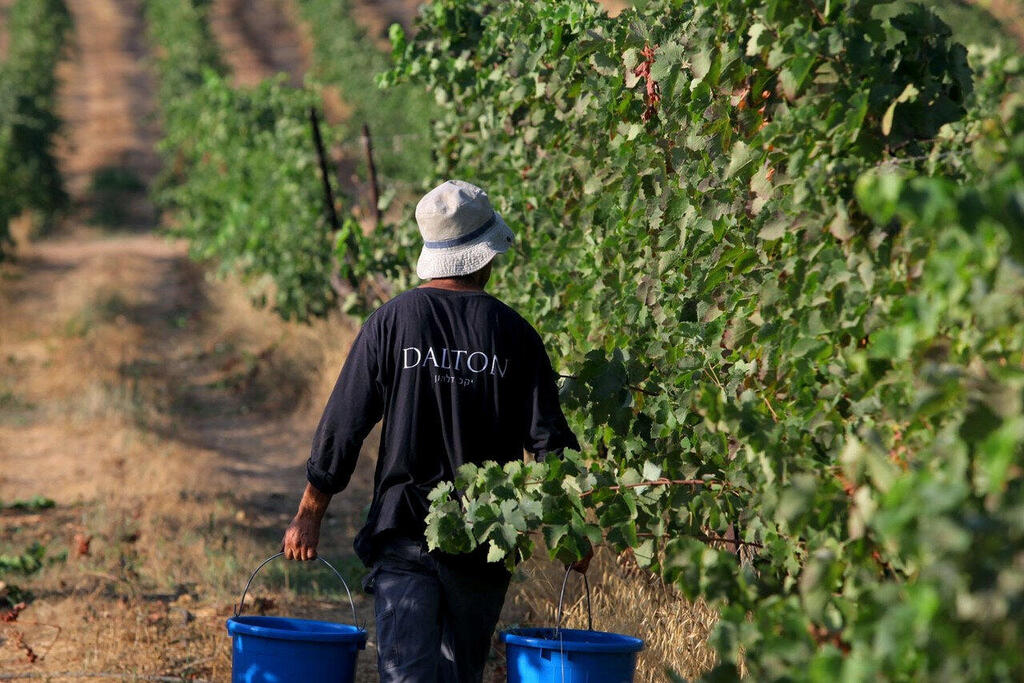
[235,552,359,628]
[555,565,593,635]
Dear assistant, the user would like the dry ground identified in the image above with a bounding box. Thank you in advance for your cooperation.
[1,0,716,680]
[207,0,308,88]
[969,0,1024,48]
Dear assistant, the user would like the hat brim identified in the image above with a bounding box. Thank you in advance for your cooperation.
[416,212,515,280]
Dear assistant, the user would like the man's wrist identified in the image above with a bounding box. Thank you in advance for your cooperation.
[295,482,331,521]
[294,506,323,522]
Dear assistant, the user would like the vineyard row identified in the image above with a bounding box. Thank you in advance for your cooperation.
[0,0,71,260]
[140,0,1024,680]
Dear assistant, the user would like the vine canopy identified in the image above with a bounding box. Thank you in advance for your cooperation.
[384,0,1024,679]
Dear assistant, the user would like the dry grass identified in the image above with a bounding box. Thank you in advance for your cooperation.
[0,227,380,680]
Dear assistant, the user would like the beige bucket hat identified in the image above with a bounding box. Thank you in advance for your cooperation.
[415,180,515,280]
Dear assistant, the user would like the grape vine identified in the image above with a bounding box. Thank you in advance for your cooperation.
[295,0,437,188]
[144,0,433,320]
[139,0,1024,677]
[0,0,71,260]
[145,0,348,320]
[385,1,1024,679]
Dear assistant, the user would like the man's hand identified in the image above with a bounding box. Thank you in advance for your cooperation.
[568,547,594,574]
[282,514,321,560]
[281,483,332,561]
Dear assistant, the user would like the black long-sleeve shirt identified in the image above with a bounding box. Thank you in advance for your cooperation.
[306,286,579,566]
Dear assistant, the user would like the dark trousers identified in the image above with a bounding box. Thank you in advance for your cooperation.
[364,536,511,683]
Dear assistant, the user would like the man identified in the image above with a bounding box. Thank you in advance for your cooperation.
[281,180,584,682]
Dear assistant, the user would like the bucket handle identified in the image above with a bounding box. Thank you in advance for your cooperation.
[235,552,359,628]
[555,565,593,635]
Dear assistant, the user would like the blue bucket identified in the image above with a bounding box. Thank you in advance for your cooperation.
[502,569,644,683]
[225,553,368,683]
[503,627,644,683]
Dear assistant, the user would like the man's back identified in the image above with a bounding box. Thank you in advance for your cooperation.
[306,286,577,565]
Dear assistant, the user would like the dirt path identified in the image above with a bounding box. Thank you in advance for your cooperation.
[0,226,375,680]
[208,0,309,87]
[52,0,162,229]
[348,0,421,46]
[969,0,1024,49]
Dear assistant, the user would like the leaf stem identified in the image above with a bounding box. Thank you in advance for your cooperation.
[556,373,660,397]
[579,478,727,497]
[803,0,827,26]
[637,531,765,550]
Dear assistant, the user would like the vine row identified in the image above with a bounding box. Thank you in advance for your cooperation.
[0,0,72,260]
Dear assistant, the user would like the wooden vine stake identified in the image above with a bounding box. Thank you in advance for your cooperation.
[361,123,381,229]
[308,107,360,295]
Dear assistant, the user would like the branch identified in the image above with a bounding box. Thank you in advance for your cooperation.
[557,373,659,396]
[0,621,62,665]
[695,532,764,549]
[630,383,659,397]
[309,108,358,291]
[579,478,731,497]
[638,531,764,550]
[702,364,724,390]
[803,0,826,25]
[309,108,394,309]
[528,526,766,554]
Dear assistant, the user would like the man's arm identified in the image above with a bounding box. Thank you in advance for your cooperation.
[282,318,384,560]
[282,482,332,560]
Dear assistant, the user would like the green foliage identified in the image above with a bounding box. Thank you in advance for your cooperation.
[295,0,437,187]
[146,0,345,320]
[283,0,442,312]
[387,0,1024,678]
[142,0,1023,671]
[143,0,225,129]
[882,0,1020,54]
[161,75,339,319]
[0,582,32,608]
[144,0,433,319]
[144,0,225,200]
[0,541,66,608]
[425,455,608,567]
[1,496,56,511]
[0,0,72,259]
[0,542,47,575]
[0,501,57,611]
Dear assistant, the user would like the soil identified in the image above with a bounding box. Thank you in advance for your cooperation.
[50,0,162,230]
[975,0,1024,48]
[208,0,309,88]
[349,0,423,47]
